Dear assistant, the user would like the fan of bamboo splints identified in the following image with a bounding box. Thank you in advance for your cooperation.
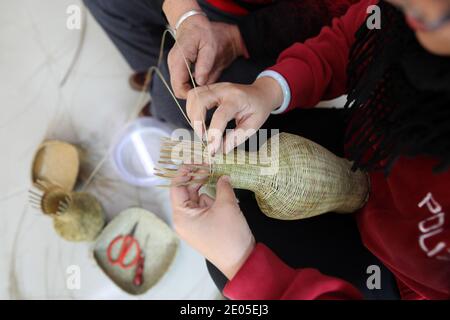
[156,138,211,187]
[28,179,71,216]
[154,136,273,187]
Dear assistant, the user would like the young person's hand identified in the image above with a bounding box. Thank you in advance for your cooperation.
[167,16,246,99]
[186,76,284,155]
[170,166,255,280]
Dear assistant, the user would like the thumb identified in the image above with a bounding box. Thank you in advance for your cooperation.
[215,176,236,204]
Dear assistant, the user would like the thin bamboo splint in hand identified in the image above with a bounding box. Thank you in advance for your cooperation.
[157,133,370,220]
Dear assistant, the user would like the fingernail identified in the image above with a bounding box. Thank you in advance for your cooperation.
[220,176,231,183]
[196,76,205,85]
[207,136,217,155]
[207,146,216,159]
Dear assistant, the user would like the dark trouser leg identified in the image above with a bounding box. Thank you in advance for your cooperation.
[83,0,166,72]
[207,108,400,300]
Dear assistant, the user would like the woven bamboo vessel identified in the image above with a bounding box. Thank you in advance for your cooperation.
[158,133,370,220]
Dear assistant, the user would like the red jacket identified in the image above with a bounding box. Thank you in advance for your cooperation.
[223,0,450,300]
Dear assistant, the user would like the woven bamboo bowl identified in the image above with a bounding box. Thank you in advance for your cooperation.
[31,140,80,191]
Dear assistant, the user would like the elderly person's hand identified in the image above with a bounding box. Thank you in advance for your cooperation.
[167,15,246,99]
[170,166,255,279]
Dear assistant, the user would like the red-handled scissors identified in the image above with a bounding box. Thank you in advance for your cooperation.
[107,222,141,269]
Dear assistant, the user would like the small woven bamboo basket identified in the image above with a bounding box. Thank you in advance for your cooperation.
[29,140,105,241]
[157,133,370,220]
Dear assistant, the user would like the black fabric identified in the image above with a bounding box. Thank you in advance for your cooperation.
[238,0,358,59]
[345,1,450,174]
[207,108,400,300]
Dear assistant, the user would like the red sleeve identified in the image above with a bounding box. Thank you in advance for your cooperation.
[223,243,363,300]
[268,0,378,110]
